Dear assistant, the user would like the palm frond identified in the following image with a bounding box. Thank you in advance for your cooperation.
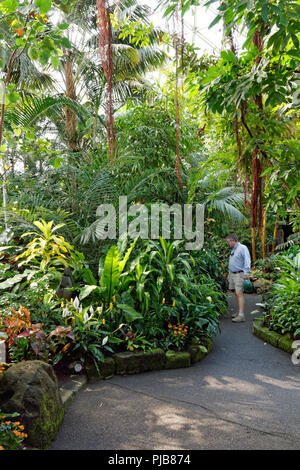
[6,95,92,128]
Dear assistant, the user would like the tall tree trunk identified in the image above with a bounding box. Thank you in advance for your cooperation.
[249,29,264,260]
[0,4,33,228]
[272,216,279,254]
[1,51,19,229]
[97,0,116,162]
[65,54,79,152]
[173,6,183,187]
[261,206,267,259]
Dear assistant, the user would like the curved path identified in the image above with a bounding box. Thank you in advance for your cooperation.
[51,294,300,450]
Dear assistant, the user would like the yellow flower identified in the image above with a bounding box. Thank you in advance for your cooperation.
[109,303,113,310]
[162,298,165,304]
[70,298,73,304]
[61,302,64,308]
[102,318,106,325]
[172,300,175,307]
[0,445,4,450]
[129,346,134,351]
[112,296,116,303]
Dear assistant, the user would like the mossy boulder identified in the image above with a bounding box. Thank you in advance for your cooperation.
[0,360,64,449]
[86,357,116,381]
[164,351,191,369]
[253,278,272,294]
[114,349,165,375]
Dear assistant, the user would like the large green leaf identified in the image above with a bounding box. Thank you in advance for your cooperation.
[35,0,52,14]
[119,237,138,274]
[117,304,143,322]
[79,285,100,301]
[100,246,120,303]
[0,269,35,290]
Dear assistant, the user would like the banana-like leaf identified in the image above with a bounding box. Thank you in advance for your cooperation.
[100,246,120,303]
[0,269,36,290]
[117,303,143,322]
[119,237,138,274]
[79,285,101,301]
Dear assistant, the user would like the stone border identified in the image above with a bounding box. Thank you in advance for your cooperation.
[58,339,213,409]
[59,375,87,409]
[252,318,294,355]
[84,339,213,381]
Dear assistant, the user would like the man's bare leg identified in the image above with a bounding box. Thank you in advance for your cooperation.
[232,290,246,322]
[235,290,245,314]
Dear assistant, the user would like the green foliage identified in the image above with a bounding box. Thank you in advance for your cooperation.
[263,249,300,338]
[79,236,138,306]
[16,219,81,271]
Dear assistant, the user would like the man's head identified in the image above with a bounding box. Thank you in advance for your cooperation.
[226,233,239,248]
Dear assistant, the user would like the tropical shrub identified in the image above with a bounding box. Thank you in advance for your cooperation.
[262,251,300,339]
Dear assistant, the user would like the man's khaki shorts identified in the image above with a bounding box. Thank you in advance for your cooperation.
[228,272,244,292]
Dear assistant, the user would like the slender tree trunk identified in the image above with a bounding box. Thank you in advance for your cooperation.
[65,55,79,152]
[174,6,183,187]
[261,206,267,259]
[272,216,279,254]
[97,0,116,162]
[251,227,256,264]
[1,52,18,229]
[0,3,33,228]
[234,116,242,186]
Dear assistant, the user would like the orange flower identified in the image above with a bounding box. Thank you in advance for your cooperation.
[0,445,4,450]
[61,343,71,353]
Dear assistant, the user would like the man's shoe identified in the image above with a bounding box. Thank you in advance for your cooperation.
[232,314,246,323]
[232,312,239,319]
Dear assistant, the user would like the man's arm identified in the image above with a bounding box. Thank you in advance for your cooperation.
[243,246,251,277]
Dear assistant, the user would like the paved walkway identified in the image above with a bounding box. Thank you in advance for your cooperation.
[51,294,300,450]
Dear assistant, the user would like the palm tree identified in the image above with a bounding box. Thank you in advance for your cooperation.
[42,0,167,155]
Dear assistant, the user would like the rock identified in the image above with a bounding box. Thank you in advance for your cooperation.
[0,360,64,449]
[253,278,273,293]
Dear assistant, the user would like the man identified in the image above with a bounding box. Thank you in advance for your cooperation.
[226,233,251,323]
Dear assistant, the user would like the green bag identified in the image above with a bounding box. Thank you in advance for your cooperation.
[243,279,254,293]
